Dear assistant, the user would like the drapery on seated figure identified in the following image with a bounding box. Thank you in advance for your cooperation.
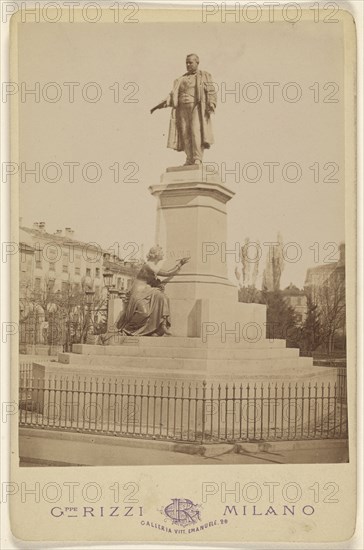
[115,246,190,336]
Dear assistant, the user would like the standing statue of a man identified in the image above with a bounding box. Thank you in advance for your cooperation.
[151,54,217,166]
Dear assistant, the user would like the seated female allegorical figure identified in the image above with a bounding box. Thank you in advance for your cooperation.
[115,245,190,336]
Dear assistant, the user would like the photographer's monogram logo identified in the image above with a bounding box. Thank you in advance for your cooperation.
[161,498,201,527]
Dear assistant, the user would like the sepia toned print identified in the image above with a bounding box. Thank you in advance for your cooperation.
[9,5,357,544]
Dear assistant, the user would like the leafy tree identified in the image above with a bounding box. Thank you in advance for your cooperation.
[238,285,263,304]
[297,296,322,356]
[262,233,284,292]
[262,289,300,348]
[236,238,262,304]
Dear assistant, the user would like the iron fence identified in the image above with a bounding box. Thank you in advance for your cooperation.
[19,369,348,443]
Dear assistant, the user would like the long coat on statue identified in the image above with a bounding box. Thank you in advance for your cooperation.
[165,70,217,151]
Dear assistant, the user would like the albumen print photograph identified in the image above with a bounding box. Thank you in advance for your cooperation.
[12,7,354,472]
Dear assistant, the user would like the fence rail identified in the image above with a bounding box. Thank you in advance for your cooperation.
[19,369,348,444]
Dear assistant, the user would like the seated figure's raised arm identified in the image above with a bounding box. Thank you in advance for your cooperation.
[158,257,190,278]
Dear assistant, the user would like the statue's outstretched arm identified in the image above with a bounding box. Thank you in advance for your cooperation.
[158,257,190,278]
[158,264,181,277]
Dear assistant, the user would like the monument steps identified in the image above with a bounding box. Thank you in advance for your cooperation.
[37,361,336,385]
[72,337,288,354]
[67,345,298,361]
[58,352,310,371]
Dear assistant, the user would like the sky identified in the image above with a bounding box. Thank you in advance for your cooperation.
[15,13,347,288]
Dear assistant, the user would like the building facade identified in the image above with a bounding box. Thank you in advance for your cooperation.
[282,283,308,324]
[19,222,140,352]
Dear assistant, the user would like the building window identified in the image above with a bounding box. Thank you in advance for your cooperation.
[127,278,132,290]
[95,268,100,278]
[62,264,68,273]
[74,283,81,292]
[35,247,42,265]
[48,279,55,292]
[46,245,58,262]
[86,268,91,277]
[49,262,55,271]
[75,267,81,275]
[61,281,69,293]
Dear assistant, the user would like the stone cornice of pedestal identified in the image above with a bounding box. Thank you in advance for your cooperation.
[149,178,235,206]
[148,166,235,205]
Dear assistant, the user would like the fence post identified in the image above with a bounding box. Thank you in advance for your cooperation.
[201,380,207,444]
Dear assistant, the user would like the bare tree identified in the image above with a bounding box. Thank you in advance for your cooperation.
[310,268,346,355]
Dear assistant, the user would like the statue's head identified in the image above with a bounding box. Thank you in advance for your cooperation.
[186,54,199,74]
[147,245,164,262]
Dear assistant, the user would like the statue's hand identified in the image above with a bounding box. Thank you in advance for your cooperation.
[151,100,167,114]
[178,257,190,266]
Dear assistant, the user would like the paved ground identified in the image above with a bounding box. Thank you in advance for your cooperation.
[20,439,349,467]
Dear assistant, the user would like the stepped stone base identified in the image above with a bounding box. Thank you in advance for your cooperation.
[32,336,338,387]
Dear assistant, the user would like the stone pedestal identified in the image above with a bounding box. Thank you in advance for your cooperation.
[149,166,266,336]
[33,337,337,388]
[107,297,123,329]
